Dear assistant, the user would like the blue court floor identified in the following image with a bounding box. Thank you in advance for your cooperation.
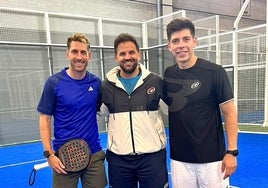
[0,129,268,188]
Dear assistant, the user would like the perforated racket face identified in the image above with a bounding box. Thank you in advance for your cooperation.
[58,139,91,172]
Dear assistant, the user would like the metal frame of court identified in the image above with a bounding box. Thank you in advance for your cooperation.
[1,6,268,146]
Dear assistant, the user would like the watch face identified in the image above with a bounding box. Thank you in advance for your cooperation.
[43,151,50,158]
[233,150,239,156]
[227,150,239,157]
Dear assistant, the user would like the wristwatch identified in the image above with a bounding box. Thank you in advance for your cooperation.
[226,149,239,157]
[43,150,54,158]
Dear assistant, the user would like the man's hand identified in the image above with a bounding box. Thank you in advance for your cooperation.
[221,154,237,179]
[48,155,67,174]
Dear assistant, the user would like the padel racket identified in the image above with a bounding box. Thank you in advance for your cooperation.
[58,139,91,172]
[29,139,90,186]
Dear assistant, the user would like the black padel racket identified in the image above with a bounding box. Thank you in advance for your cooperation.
[58,139,91,172]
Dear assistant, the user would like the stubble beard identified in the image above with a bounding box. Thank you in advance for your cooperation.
[120,60,138,75]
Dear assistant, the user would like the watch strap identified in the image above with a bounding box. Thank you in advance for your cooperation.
[226,149,239,157]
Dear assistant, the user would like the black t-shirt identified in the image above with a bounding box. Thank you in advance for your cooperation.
[164,58,233,163]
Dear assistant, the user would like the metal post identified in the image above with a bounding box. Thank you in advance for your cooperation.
[263,1,268,127]
[233,0,251,30]
[45,13,53,75]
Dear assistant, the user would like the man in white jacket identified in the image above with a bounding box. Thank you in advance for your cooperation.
[100,33,168,188]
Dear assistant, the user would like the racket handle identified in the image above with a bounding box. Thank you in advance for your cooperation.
[34,162,49,170]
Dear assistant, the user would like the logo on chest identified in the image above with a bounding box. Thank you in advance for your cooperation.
[191,81,200,89]
[147,87,156,94]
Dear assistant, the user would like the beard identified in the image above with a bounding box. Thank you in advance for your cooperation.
[119,59,138,75]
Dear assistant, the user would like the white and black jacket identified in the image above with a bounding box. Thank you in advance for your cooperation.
[100,64,167,155]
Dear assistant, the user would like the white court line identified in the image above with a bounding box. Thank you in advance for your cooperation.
[0,137,170,169]
[0,141,238,188]
[0,159,46,169]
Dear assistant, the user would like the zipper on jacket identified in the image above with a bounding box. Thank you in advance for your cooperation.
[128,95,136,154]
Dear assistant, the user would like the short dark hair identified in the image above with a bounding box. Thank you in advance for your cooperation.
[114,33,140,54]
[166,18,195,41]
[67,33,90,50]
